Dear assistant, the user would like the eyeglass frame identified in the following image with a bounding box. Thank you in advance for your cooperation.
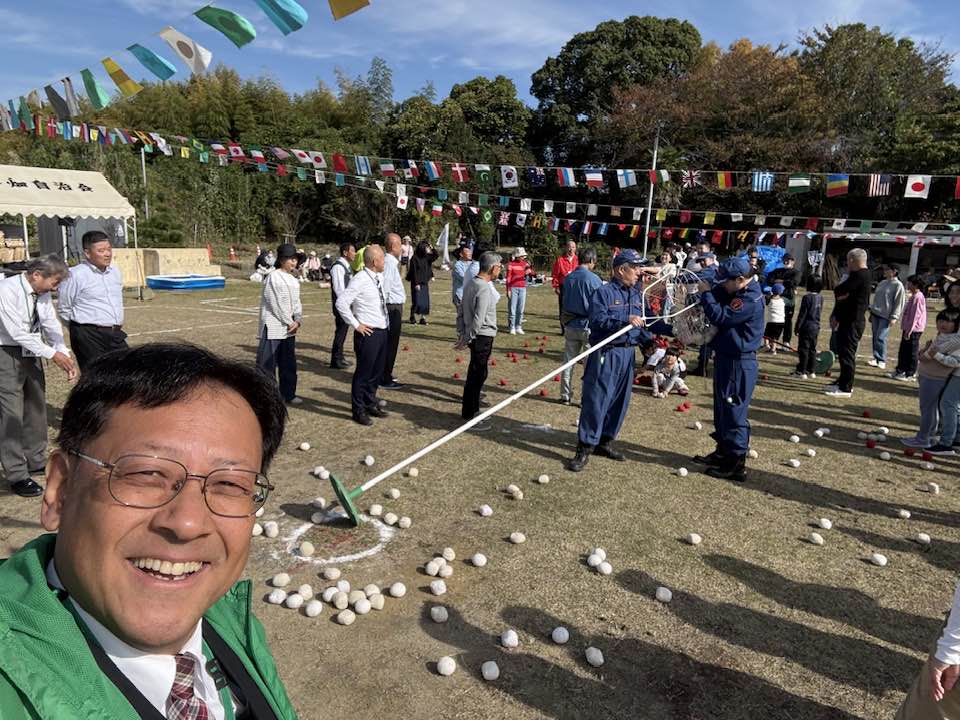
[67,450,275,518]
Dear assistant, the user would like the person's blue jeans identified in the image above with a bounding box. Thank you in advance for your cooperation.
[508,287,527,330]
[256,334,297,402]
[871,314,891,363]
[939,375,960,446]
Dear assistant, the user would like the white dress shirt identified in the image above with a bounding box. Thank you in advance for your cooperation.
[57,261,124,326]
[382,253,406,305]
[45,561,229,719]
[0,273,69,359]
[330,258,352,298]
[336,268,388,329]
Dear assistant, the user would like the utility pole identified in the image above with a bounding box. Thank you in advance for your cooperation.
[140,146,150,221]
[642,122,662,260]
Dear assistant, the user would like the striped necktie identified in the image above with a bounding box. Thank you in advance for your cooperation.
[165,654,209,720]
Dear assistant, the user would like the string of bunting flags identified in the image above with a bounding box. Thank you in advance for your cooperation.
[8,116,960,247]
[0,0,374,128]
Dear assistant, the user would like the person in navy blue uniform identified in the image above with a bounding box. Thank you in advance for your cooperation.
[567,249,654,472]
[693,256,765,482]
[691,252,718,376]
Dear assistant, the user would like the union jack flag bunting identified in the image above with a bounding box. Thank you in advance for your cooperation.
[681,170,702,189]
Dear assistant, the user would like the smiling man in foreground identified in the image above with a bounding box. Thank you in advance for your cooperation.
[0,343,298,719]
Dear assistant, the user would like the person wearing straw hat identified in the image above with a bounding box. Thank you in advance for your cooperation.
[256,243,305,406]
[567,249,654,472]
[506,247,533,335]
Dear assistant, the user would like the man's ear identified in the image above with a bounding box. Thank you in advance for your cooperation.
[41,450,71,531]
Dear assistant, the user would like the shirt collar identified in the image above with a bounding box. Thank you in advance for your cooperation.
[83,260,113,275]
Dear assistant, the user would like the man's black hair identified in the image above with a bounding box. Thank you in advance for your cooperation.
[339,241,355,256]
[806,276,823,293]
[82,231,111,251]
[937,308,960,332]
[578,246,597,265]
[57,343,287,472]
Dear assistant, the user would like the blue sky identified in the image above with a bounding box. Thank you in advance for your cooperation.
[1,0,957,109]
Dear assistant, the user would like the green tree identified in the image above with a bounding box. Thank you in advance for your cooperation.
[449,76,531,147]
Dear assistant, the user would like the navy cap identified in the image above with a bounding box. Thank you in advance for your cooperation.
[613,248,644,267]
[701,252,716,261]
[772,283,785,294]
[716,256,752,280]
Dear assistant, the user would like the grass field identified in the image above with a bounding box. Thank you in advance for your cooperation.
[1,274,956,719]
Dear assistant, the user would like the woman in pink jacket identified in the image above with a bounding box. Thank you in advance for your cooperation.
[891,275,928,380]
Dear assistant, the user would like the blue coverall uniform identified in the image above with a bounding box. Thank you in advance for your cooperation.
[701,279,765,457]
[577,278,654,447]
[695,263,719,373]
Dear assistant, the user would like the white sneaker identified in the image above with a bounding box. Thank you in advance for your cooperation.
[801,373,808,380]
[878,362,886,369]
[289,397,303,405]
[516,328,525,334]
[825,388,852,397]
[808,373,816,379]
[509,328,517,335]
[867,359,879,367]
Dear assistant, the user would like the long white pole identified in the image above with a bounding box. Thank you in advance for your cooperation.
[21,214,29,259]
[642,123,662,260]
[140,147,150,221]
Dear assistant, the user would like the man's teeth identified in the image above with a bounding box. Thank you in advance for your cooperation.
[133,558,204,576]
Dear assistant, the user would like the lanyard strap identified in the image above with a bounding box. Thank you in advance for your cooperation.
[202,639,236,720]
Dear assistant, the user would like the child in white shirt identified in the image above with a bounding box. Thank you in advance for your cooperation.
[652,350,689,398]
[764,283,786,354]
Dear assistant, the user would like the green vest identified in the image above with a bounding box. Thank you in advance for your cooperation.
[0,534,298,719]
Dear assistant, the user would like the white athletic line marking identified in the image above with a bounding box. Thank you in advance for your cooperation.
[199,297,239,304]
[127,319,255,337]
[277,509,395,565]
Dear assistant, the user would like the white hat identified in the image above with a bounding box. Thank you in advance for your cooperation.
[513,246,527,258]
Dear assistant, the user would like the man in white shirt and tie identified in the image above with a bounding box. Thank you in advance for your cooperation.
[336,244,389,426]
[329,241,356,370]
[58,230,127,371]
[380,233,407,390]
[0,255,76,497]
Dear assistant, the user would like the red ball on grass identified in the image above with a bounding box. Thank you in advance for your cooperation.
[490,359,497,367]
[453,372,462,379]
[538,389,548,397]
[538,348,545,354]
[553,375,560,382]
[922,451,934,462]
[456,357,463,363]
[499,379,508,386]
[402,345,410,352]
[904,448,916,457]
[523,354,529,360]
[866,439,877,449]
[863,410,872,418]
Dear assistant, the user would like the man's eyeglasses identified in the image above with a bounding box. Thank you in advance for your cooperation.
[68,451,273,518]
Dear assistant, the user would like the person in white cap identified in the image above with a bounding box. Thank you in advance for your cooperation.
[506,247,533,334]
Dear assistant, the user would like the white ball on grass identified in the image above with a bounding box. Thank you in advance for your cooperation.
[481,661,500,681]
[442,548,456,562]
[591,548,607,561]
[299,442,311,451]
[857,432,868,441]
[398,516,412,529]
[820,428,832,436]
[787,459,801,468]
[685,533,703,546]
[813,430,824,439]
[747,449,759,460]
[436,656,456,676]
[677,467,688,477]
[789,435,800,443]
[336,579,351,593]
[597,561,613,576]
[655,587,673,603]
[336,609,356,626]
[870,553,888,567]
[433,556,447,567]
[924,463,937,472]
[694,421,703,430]
[363,584,380,598]
[879,426,890,435]
[808,532,824,546]
[252,523,263,537]
[353,598,372,615]
[284,593,304,610]
[368,504,383,517]
[509,532,526,544]
[898,509,912,519]
[267,589,286,605]
[880,451,892,461]
[471,553,488,567]
[806,449,817,458]
[383,513,398,526]
[500,629,519,648]
[927,482,941,494]
[312,466,324,477]
[430,580,447,596]
[368,593,385,610]
[310,512,327,525]
[387,487,400,499]
[256,506,265,518]
[332,592,349,610]
[505,484,521,495]
[408,467,420,478]
[363,455,375,467]
[348,590,366,606]
[917,532,932,546]
[305,600,323,617]
[425,560,441,577]
[321,587,338,603]
[298,584,313,600]
[299,542,315,557]
[479,505,494,517]
[510,490,525,501]
[389,582,407,598]
[264,522,279,539]
[310,497,327,510]
[818,518,833,530]
[430,606,449,623]
[585,647,604,668]
[438,564,454,579]
[322,567,341,581]
[587,553,603,568]
[551,627,569,644]
[318,470,330,481]
[537,474,550,484]
[272,573,290,588]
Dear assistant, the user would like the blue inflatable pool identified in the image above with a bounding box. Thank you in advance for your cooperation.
[146,274,226,291]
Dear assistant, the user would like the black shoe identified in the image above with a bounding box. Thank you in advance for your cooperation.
[330,360,351,370]
[367,406,389,418]
[594,441,626,462]
[419,318,428,325]
[693,450,726,467]
[381,380,404,390]
[566,444,593,472]
[706,455,747,482]
[352,413,373,426]
[10,479,43,497]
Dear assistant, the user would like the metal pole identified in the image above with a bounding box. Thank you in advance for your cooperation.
[642,123,662,259]
[140,147,150,221]
[21,214,29,259]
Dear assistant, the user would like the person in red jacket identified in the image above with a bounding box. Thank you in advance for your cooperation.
[551,239,579,335]
[506,247,534,334]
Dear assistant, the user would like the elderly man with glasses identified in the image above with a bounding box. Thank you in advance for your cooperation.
[0,343,298,719]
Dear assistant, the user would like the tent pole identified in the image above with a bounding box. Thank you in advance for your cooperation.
[61,225,67,259]
[21,214,29,259]
[123,217,129,249]
[642,122,661,260]
[140,147,150,221]
[133,214,144,302]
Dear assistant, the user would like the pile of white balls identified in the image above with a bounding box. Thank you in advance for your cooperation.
[505,484,524,501]
[586,547,612,575]
[265,569,406,625]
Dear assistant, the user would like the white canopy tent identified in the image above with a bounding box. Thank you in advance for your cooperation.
[0,164,137,258]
